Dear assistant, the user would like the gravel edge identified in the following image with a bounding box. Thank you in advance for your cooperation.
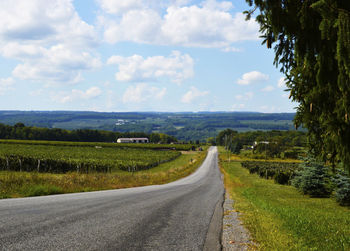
[221,192,256,251]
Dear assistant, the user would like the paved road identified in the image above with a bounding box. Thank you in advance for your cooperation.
[0,147,224,251]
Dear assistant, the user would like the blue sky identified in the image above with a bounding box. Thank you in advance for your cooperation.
[0,0,296,112]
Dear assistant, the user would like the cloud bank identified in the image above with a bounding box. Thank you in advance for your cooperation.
[0,0,100,84]
[107,51,194,84]
[99,0,259,48]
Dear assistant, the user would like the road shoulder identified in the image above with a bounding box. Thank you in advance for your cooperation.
[221,192,256,250]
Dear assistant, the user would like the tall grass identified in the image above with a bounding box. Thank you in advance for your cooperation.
[219,147,350,250]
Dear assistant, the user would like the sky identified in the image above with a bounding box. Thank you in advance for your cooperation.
[0,0,296,113]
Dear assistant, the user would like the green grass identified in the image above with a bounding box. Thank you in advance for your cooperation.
[0,150,207,199]
[22,184,63,197]
[219,148,350,251]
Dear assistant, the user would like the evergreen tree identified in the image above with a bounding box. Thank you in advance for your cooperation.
[333,172,350,206]
[245,0,350,174]
[292,155,333,197]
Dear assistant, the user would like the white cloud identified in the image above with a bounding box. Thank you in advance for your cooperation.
[171,0,193,7]
[12,44,101,84]
[99,0,259,48]
[97,0,143,14]
[122,83,166,103]
[181,86,209,103]
[201,0,234,11]
[102,9,163,44]
[0,0,97,46]
[52,86,102,103]
[237,71,269,85]
[0,0,100,84]
[107,51,194,84]
[162,7,258,48]
[277,77,286,88]
[0,77,14,95]
[261,85,275,92]
[235,92,253,101]
[1,43,45,59]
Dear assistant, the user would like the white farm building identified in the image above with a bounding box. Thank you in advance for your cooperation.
[117,138,149,143]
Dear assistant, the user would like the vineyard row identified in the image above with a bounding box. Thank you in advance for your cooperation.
[241,161,300,185]
[0,143,181,173]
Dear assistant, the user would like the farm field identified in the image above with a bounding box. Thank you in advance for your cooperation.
[0,139,193,151]
[0,141,181,173]
[219,147,350,250]
[0,141,207,198]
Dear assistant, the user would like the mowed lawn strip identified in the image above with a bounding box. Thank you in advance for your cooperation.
[0,150,207,199]
[219,147,350,251]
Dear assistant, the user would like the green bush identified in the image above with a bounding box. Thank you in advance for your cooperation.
[292,158,333,198]
[282,148,302,159]
[333,173,350,206]
[274,171,292,185]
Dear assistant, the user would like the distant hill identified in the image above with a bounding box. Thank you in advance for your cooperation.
[0,111,300,141]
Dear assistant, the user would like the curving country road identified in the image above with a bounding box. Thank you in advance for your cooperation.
[0,147,224,251]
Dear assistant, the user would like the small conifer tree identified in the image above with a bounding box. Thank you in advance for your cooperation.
[292,156,333,197]
[333,173,350,206]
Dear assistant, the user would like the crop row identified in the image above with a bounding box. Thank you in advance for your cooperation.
[0,139,193,151]
[241,161,300,185]
[0,143,181,173]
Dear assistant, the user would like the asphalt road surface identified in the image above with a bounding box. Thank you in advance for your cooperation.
[0,147,224,251]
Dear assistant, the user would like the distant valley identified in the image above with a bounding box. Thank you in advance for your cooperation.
[0,111,299,141]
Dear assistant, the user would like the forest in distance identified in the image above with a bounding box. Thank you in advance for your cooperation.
[0,111,300,141]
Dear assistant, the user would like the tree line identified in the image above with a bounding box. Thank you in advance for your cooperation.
[215,129,307,158]
[0,123,178,144]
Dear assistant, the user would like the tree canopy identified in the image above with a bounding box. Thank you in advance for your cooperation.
[245,0,350,173]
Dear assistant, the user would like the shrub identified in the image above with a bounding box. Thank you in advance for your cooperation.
[274,171,292,185]
[292,157,333,197]
[282,148,301,159]
[333,173,350,206]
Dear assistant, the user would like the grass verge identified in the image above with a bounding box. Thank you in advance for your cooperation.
[218,147,350,251]
[0,150,207,199]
